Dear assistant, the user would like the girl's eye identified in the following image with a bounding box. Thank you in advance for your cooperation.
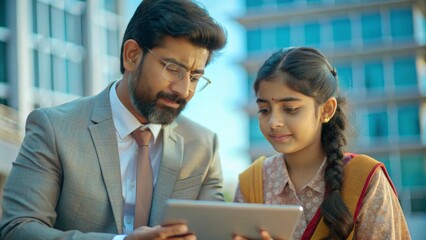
[284,107,298,113]
[257,108,269,114]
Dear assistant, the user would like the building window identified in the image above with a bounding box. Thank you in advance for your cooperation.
[364,61,384,92]
[50,6,65,40]
[66,60,84,96]
[401,153,426,189]
[361,12,382,43]
[335,63,353,92]
[263,26,276,51]
[33,50,39,87]
[0,42,6,84]
[304,22,320,46]
[103,0,117,13]
[397,105,420,138]
[39,51,52,90]
[52,55,67,93]
[32,0,37,32]
[276,25,291,49]
[390,8,414,40]
[0,98,8,106]
[332,17,352,44]
[0,0,6,27]
[36,1,51,37]
[393,56,417,88]
[50,54,55,91]
[277,0,294,6]
[246,0,263,8]
[247,28,262,52]
[411,193,426,213]
[65,12,83,45]
[247,74,256,99]
[334,0,354,4]
[367,110,388,140]
[249,116,264,145]
[107,28,120,57]
[306,0,322,5]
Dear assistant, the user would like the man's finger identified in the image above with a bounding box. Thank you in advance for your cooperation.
[156,224,190,239]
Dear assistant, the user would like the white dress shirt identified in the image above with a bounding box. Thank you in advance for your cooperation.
[109,80,163,239]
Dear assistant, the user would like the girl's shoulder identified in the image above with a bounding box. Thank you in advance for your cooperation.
[262,153,284,168]
[343,152,379,166]
[241,154,283,177]
[343,153,397,195]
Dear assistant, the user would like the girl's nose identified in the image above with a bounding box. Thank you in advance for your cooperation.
[269,113,284,129]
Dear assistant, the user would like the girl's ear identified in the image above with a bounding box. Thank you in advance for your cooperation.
[321,97,337,123]
[122,39,143,72]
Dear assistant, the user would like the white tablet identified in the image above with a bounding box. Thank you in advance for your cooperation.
[161,199,303,240]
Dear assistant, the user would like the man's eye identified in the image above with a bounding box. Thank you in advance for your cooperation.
[190,75,202,82]
[165,64,180,73]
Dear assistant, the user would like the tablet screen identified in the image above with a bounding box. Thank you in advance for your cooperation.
[161,199,303,240]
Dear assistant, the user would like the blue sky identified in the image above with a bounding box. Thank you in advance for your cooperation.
[126,0,251,196]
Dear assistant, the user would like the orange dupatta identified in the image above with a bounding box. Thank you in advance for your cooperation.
[238,154,396,239]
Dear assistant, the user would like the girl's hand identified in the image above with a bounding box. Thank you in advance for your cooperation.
[233,235,248,240]
[233,230,287,240]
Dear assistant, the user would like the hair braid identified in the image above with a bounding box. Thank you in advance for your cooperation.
[320,96,354,239]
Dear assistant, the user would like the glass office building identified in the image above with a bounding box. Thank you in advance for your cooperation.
[0,0,126,196]
[0,0,124,132]
[238,0,426,237]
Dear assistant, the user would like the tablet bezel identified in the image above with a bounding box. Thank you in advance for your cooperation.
[161,199,303,240]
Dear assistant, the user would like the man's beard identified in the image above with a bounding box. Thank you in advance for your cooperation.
[128,64,187,125]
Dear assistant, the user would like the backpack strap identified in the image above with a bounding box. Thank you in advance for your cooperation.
[238,156,266,203]
[306,154,386,239]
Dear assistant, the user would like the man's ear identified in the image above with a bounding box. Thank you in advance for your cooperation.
[122,39,142,72]
[321,97,337,123]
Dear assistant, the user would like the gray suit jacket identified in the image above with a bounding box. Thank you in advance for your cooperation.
[0,84,224,240]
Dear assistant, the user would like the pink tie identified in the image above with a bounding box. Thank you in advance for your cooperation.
[131,128,153,228]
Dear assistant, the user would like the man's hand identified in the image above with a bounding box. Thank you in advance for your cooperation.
[125,224,195,240]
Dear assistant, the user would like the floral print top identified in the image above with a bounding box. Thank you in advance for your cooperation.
[234,153,411,240]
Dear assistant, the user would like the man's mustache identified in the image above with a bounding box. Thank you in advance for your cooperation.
[157,92,187,106]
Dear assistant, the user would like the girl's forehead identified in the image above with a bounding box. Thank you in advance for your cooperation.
[256,80,317,105]
[257,80,300,99]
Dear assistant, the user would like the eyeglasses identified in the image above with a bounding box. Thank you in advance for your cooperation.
[145,48,211,92]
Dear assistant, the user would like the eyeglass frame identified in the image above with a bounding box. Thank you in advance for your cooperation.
[144,47,212,92]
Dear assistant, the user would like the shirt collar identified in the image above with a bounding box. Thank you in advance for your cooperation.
[272,154,327,196]
[306,157,327,193]
[109,80,162,141]
[267,154,288,195]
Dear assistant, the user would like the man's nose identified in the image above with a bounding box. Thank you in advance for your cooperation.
[170,74,191,98]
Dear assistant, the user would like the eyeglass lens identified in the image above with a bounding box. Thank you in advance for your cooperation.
[162,63,208,92]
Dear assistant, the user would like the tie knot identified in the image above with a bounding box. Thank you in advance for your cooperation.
[132,129,152,147]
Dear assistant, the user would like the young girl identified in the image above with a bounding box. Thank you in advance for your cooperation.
[234,47,410,240]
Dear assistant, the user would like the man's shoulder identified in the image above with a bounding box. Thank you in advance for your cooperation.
[35,85,111,117]
[27,90,110,129]
[36,94,97,116]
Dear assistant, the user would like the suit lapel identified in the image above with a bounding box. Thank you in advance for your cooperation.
[88,83,123,233]
[149,122,183,226]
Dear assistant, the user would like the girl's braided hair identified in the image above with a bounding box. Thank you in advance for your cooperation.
[254,47,353,239]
